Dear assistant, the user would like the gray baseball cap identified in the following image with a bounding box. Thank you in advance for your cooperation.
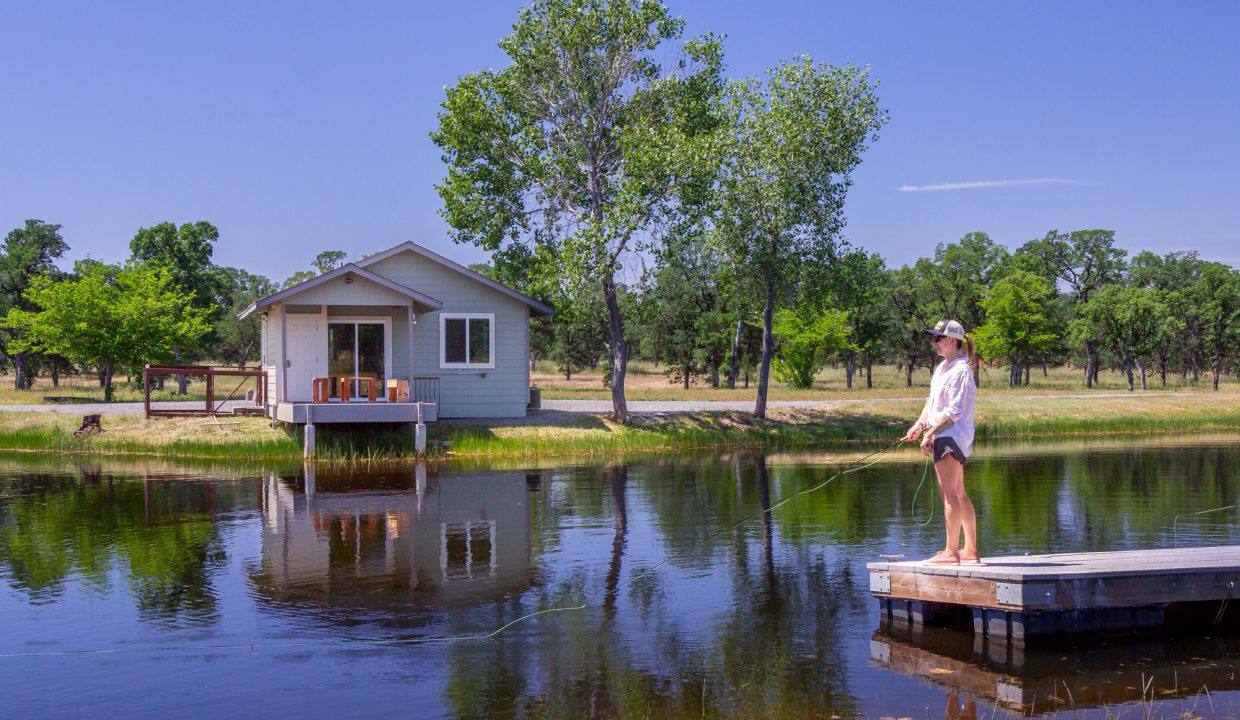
[925,319,966,340]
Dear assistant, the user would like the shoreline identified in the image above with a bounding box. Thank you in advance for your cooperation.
[0,391,1234,464]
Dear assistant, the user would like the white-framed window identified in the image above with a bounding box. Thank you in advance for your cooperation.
[439,313,495,369]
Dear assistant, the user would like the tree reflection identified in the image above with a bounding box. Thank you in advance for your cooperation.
[0,468,232,624]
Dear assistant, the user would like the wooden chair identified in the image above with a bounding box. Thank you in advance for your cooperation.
[338,377,377,403]
[386,378,410,403]
[312,377,332,403]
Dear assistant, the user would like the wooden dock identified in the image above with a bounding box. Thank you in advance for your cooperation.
[867,546,1239,643]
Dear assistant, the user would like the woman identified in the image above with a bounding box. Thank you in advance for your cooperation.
[901,319,979,564]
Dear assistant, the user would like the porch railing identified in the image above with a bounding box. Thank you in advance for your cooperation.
[409,376,440,405]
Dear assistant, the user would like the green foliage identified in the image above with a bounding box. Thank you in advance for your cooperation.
[214,267,277,367]
[972,270,1061,385]
[282,249,346,288]
[0,219,70,387]
[712,55,886,413]
[4,264,212,400]
[771,305,852,389]
[432,0,728,420]
[1071,284,1175,390]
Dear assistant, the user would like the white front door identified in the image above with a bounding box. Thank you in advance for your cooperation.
[285,314,323,402]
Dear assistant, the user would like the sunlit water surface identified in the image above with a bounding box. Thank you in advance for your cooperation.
[2,435,1238,719]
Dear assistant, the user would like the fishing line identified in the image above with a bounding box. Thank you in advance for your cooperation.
[1171,504,1239,547]
[1,437,909,660]
[909,456,936,527]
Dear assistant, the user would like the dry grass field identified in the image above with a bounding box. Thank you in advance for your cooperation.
[534,360,1238,400]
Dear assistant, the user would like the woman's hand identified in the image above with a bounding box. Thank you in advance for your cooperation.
[919,433,935,456]
[901,423,923,442]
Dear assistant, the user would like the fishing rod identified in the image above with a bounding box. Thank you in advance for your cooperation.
[1,437,917,659]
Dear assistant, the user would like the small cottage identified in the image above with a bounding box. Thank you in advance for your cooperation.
[239,241,552,421]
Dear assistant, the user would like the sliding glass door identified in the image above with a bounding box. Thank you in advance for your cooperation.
[327,321,386,399]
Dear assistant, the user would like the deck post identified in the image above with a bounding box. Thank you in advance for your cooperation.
[414,402,427,455]
[303,405,315,458]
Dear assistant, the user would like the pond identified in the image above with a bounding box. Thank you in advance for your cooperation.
[1,435,1238,719]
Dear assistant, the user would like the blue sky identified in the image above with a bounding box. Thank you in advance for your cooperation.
[2,1,1237,282]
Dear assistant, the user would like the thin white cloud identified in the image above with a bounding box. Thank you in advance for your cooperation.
[897,178,1078,192]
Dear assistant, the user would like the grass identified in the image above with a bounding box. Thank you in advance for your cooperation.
[434,392,1240,460]
[535,360,1237,400]
[2,389,1232,463]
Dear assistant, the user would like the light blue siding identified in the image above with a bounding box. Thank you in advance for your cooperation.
[366,252,530,418]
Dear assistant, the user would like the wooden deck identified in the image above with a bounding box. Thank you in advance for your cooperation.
[868,546,1240,642]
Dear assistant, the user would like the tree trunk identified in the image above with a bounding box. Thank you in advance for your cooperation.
[726,316,742,389]
[1137,360,1147,390]
[843,354,855,390]
[1009,359,1020,387]
[682,362,690,390]
[1083,340,1096,388]
[601,271,629,424]
[709,363,719,388]
[753,261,776,420]
[743,371,749,389]
[865,356,873,389]
[1158,353,1167,387]
[905,357,914,387]
[13,353,28,390]
[1214,348,1222,391]
[1125,362,1135,392]
[1023,365,1030,386]
[1042,361,1048,378]
[103,364,116,402]
[174,346,188,395]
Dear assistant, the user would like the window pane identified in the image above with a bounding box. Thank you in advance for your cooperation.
[468,318,490,364]
[357,323,384,393]
[444,318,466,363]
[327,323,355,398]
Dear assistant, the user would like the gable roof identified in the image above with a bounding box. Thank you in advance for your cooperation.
[356,241,555,316]
[237,263,444,319]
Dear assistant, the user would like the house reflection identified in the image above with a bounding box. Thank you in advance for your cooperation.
[249,463,536,615]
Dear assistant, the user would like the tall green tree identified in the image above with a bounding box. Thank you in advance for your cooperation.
[129,221,223,392]
[282,249,347,289]
[0,219,69,389]
[972,270,1061,386]
[916,231,1010,383]
[888,264,937,386]
[214,268,277,369]
[1195,262,1239,391]
[1071,284,1173,391]
[713,57,886,417]
[821,249,893,389]
[1016,229,1127,387]
[4,264,211,401]
[432,0,726,423]
[1129,251,1208,385]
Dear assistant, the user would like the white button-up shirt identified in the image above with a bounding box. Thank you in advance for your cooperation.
[917,356,977,457]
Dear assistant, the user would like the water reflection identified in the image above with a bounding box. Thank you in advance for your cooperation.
[872,624,1240,714]
[249,463,536,615]
[0,438,1237,719]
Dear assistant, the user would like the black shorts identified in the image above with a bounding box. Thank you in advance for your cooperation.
[932,436,968,466]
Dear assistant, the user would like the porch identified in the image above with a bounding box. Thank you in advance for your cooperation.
[274,400,438,424]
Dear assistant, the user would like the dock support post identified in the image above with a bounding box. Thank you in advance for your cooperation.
[303,405,315,459]
[414,402,427,456]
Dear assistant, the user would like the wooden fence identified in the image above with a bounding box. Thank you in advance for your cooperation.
[143,364,266,418]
